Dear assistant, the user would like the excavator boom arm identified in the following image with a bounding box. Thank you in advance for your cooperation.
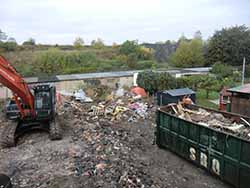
[0,56,35,118]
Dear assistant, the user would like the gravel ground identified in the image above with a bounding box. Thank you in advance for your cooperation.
[0,98,231,188]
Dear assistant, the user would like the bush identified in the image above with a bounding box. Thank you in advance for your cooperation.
[15,64,35,77]
[32,49,134,76]
[23,38,36,46]
[35,49,98,75]
[137,71,177,95]
[119,40,154,68]
[0,41,17,51]
[119,40,139,55]
[137,71,210,95]
[245,65,250,78]
[73,37,84,49]
[176,75,205,90]
[91,38,105,49]
[137,70,228,99]
[134,60,154,69]
[210,62,234,79]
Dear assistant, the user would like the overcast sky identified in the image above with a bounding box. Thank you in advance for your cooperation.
[1,0,250,45]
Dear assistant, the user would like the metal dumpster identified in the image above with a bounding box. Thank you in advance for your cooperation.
[156,104,250,188]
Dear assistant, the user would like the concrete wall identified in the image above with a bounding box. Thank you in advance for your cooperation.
[0,67,211,99]
[0,76,134,99]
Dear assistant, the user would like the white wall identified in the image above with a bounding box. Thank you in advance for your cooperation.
[0,76,134,99]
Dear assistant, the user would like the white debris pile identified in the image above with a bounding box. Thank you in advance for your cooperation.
[59,89,93,103]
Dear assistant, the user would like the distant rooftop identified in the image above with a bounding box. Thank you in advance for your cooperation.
[183,67,212,72]
[227,84,250,94]
[21,67,211,84]
[163,88,195,96]
[24,70,143,83]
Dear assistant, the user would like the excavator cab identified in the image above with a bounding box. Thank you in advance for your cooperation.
[34,84,56,121]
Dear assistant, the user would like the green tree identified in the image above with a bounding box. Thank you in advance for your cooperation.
[0,29,7,41]
[170,38,205,67]
[119,40,139,55]
[73,37,84,49]
[23,38,36,45]
[210,62,234,79]
[91,38,104,49]
[220,77,236,88]
[137,71,176,95]
[177,75,204,90]
[178,33,188,42]
[137,46,154,60]
[119,40,154,68]
[243,65,250,78]
[4,37,17,51]
[206,25,250,66]
[198,75,219,99]
[0,30,8,52]
[127,53,138,68]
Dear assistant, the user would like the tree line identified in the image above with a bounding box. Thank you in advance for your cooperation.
[145,25,250,68]
[1,25,250,76]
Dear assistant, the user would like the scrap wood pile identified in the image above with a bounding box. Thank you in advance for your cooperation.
[169,103,250,139]
[60,91,154,124]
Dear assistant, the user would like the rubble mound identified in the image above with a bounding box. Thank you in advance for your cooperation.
[0,96,228,188]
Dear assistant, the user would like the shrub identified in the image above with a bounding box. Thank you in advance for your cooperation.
[35,49,98,75]
[137,71,176,95]
[210,62,234,79]
[73,37,84,49]
[244,65,250,78]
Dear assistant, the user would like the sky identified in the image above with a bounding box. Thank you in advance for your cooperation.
[1,0,250,45]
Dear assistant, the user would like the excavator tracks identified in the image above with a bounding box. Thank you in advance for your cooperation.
[0,121,17,148]
[49,118,62,140]
[0,120,62,148]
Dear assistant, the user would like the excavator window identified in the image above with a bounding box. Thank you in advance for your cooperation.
[35,91,50,109]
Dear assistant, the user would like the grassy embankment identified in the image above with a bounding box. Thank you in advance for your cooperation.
[2,47,157,77]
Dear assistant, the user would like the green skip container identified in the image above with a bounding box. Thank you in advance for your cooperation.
[156,104,250,188]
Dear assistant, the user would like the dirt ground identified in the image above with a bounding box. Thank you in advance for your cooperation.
[0,97,231,188]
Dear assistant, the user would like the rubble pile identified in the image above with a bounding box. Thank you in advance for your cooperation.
[58,95,156,187]
[0,94,228,188]
[0,94,156,188]
[62,93,153,124]
[170,103,250,139]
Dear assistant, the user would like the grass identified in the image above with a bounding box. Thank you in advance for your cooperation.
[3,48,155,77]
[196,89,219,109]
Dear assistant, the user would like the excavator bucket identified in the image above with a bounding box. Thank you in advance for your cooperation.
[0,174,12,188]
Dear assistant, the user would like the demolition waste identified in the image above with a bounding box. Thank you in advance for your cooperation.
[168,103,250,139]
[0,87,229,188]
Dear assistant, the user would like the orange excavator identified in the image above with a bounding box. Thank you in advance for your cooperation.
[0,55,62,148]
